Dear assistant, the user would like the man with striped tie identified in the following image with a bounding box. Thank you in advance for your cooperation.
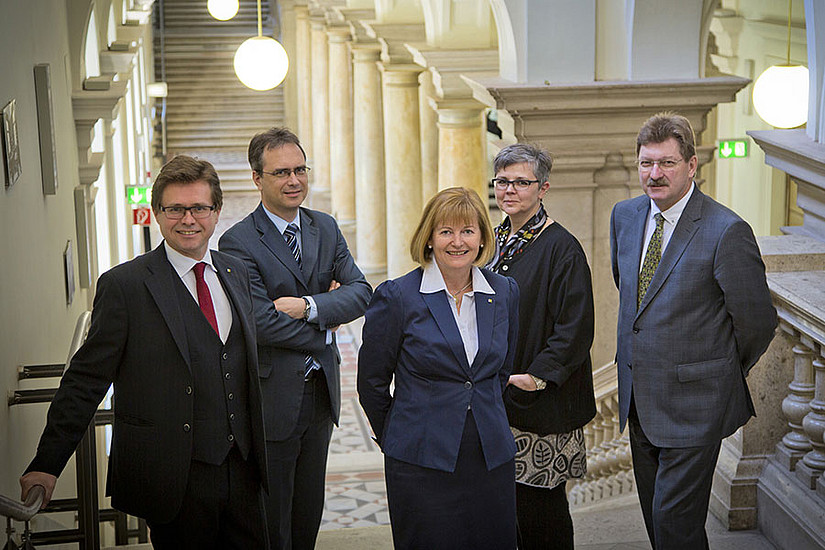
[220,127,371,550]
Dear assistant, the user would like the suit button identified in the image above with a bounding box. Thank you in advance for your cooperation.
[185,385,192,395]
[633,327,639,334]
[228,434,235,442]
[183,423,191,432]
[627,363,632,370]
[225,372,231,380]
[222,352,228,360]
[501,265,509,272]
[229,413,235,421]
[228,392,234,400]
[464,381,472,389]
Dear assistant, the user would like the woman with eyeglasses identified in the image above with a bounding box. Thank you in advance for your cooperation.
[489,143,596,550]
[358,187,520,550]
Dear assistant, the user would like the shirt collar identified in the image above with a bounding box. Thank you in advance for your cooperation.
[649,182,695,225]
[263,204,301,235]
[164,241,216,278]
[420,261,495,295]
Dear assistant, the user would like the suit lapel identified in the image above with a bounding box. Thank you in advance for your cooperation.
[252,204,309,291]
[421,292,472,375]
[636,190,703,316]
[471,290,494,370]
[299,209,319,282]
[213,254,249,341]
[144,246,191,369]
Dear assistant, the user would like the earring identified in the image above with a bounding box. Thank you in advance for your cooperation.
[480,243,484,248]
[427,245,432,249]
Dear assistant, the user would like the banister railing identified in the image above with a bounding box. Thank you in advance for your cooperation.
[0,486,44,522]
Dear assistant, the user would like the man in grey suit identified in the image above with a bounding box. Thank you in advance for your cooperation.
[219,128,371,550]
[610,112,777,549]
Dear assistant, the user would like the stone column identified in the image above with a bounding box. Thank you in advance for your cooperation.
[381,65,423,278]
[310,16,330,211]
[352,44,387,283]
[279,0,299,133]
[327,27,356,247]
[797,355,825,487]
[294,7,312,153]
[419,70,438,204]
[436,103,487,208]
[777,341,816,471]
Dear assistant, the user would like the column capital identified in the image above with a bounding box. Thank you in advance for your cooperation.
[335,7,376,43]
[433,100,486,128]
[379,64,424,87]
[351,43,382,63]
[295,5,310,20]
[327,25,352,43]
[361,22,425,64]
[406,45,497,100]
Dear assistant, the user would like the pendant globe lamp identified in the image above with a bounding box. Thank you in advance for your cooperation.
[752,0,808,128]
[233,0,289,91]
[207,0,239,21]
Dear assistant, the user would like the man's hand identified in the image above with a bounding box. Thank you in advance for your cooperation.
[273,296,306,319]
[20,471,57,509]
[328,280,340,292]
[508,373,538,391]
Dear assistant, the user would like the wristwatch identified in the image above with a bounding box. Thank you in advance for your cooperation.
[302,297,311,320]
[528,374,547,391]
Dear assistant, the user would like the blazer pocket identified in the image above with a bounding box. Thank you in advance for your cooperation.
[676,358,729,383]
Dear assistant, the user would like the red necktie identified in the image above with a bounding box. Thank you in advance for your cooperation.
[193,262,219,336]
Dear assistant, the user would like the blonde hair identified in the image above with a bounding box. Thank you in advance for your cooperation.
[410,187,495,267]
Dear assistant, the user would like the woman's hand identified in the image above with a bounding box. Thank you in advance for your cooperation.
[508,373,538,391]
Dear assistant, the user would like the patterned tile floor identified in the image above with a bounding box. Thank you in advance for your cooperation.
[320,320,390,531]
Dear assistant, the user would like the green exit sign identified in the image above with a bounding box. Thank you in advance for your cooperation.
[718,139,748,159]
[126,186,152,205]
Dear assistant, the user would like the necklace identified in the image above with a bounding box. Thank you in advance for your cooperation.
[448,279,473,304]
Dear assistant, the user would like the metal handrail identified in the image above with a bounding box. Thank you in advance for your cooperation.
[0,486,44,522]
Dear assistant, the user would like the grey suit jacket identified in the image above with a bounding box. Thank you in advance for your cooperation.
[610,188,776,448]
[219,203,372,441]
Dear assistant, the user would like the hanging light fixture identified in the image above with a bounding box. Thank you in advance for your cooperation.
[233,0,289,91]
[207,0,239,21]
[752,0,809,128]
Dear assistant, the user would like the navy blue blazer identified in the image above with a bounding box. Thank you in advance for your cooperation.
[357,267,519,472]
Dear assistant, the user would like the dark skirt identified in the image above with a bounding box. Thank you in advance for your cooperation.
[384,410,517,550]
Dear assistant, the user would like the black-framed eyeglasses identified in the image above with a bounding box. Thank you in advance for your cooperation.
[258,166,312,180]
[637,159,683,171]
[491,178,541,190]
[159,205,217,219]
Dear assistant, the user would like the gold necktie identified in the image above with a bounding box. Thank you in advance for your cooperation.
[638,213,664,308]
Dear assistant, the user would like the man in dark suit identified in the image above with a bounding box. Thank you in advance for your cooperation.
[20,155,269,549]
[610,112,777,549]
[219,127,371,550]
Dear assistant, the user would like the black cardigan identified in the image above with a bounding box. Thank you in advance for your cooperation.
[499,221,597,435]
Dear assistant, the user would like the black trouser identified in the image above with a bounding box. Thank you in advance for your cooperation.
[516,481,573,550]
[147,446,268,549]
[264,370,333,550]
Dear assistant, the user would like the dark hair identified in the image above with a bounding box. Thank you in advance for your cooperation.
[248,127,306,173]
[636,112,696,161]
[493,143,553,183]
[410,187,495,267]
[151,155,222,211]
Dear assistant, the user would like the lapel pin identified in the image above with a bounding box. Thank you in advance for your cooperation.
[227,268,232,273]
[488,298,493,303]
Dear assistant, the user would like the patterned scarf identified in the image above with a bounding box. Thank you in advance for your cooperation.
[488,203,548,272]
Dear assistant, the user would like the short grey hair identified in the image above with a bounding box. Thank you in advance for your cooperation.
[493,143,553,183]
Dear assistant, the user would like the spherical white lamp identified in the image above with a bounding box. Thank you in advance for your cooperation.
[207,0,239,21]
[234,36,289,91]
[752,64,809,129]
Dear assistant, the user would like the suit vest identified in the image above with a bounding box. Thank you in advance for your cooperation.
[173,274,253,465]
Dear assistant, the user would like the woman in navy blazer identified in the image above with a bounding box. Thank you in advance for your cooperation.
[358,187,520,550]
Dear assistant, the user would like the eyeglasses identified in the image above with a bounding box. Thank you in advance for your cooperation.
[259,166,312,180]
[491,178,541,190]
[159,205,217,219]
[637,159,683,172]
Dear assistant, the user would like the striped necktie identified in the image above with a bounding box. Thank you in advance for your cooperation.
[638,213,664,309]
[282,223,317,378]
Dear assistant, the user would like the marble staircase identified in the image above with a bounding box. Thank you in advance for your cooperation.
[153,0,284,191]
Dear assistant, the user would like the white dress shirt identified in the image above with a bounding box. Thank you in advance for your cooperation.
[419,261,495,367]
[164,242,232,343]
[639,182,695,271]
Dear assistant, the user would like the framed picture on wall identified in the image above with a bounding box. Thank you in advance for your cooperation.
[2,99,22,188]
[64,240,75,306]
[34,64,58,195]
